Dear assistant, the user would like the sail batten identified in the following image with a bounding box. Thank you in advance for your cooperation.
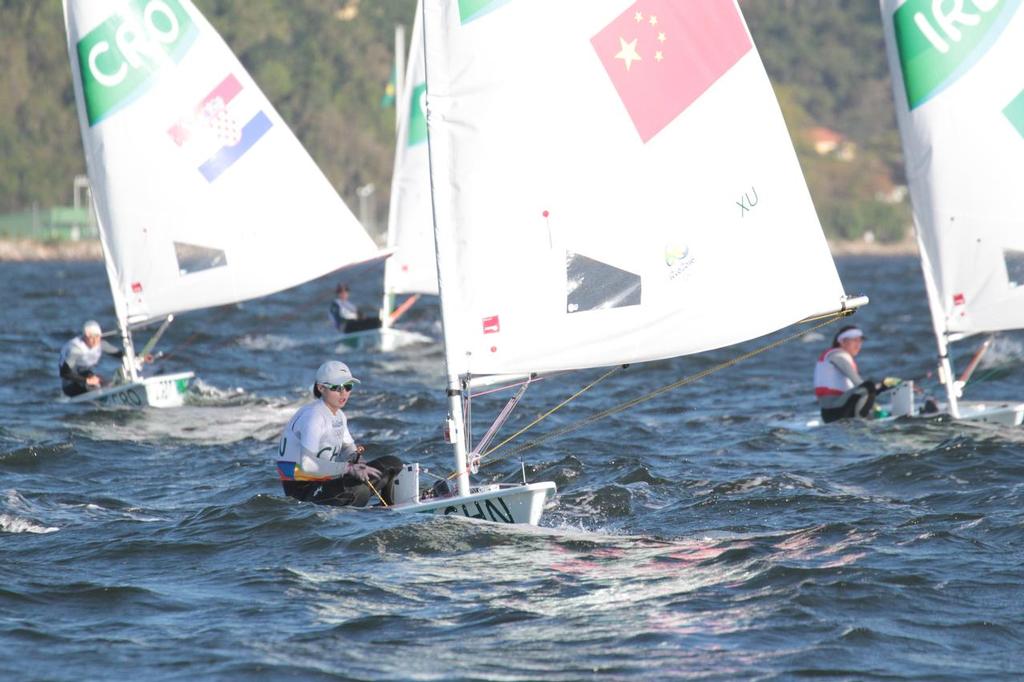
[424,1,848,378]
[63,0,382,327]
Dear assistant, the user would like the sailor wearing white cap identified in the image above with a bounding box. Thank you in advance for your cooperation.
[276,361,403,506]
[58,320,124,397]
[813,325,901,423]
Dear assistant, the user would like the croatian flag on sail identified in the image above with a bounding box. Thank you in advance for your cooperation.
[591,1,752,142]
[168,74,273,182]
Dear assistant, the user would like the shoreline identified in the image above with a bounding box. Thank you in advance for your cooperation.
[0,236,919,262]
[828,235,918,256]
[0,238,105,261]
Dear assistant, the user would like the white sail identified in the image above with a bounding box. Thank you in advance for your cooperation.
[384,3,439,299]
[423,1,849,379]
[880,0,1024,342]
[63,0,381,328]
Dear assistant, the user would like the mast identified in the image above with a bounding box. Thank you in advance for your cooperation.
[394,23,406,132]
[419,0,471,497]
[446,379,471,496]
[91,195,140,383]
[936,334,961,419]
[382,21,408,327]
[916,220,961,418]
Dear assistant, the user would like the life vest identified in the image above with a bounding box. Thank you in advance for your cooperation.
[813,347,856,397]
[59,336,102,373]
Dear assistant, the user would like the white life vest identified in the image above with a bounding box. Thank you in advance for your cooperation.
[59,336,102,373]
[813,347,856,397]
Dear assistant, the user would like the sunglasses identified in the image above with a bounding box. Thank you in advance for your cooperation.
[322,383,354,393]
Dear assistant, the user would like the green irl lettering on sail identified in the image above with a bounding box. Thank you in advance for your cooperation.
[77,0,196,125]
[893,0,1022,109]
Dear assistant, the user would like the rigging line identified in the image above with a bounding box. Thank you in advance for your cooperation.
[471,376,544,399]
[482,365,624,458]
[468,309,854,471]
[443,365,623,483]
[470,370,576,399]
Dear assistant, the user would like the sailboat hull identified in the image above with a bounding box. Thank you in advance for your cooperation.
[933,401,1024,427]
[337,327,433,352]
[883,382,1024,426]
[390,481,556,526]
[64,372,194,409]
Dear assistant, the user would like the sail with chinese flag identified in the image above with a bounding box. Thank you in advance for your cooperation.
[422,0,852,379]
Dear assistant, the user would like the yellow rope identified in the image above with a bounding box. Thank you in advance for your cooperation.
[366,479,388,507]
[466,309,853,470]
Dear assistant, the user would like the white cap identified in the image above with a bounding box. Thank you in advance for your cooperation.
[83,320,102,337]
[836,327,865,342]
[315,360,360,386]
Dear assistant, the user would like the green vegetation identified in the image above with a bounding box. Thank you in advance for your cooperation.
[0,0,909,242]
[744,0,911,242]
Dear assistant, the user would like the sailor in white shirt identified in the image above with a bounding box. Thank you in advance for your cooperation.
[58,320,123,397]
[276,360,403,506]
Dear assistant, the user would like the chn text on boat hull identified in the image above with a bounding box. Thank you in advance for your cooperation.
[391,481,556,526]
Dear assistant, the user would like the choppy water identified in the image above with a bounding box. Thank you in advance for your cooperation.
[2,256,1022,681]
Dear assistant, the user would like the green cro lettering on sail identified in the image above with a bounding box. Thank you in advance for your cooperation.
[76,0,197,125]
[892,0,1022,110]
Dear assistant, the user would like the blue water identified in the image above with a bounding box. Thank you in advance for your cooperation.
[2,256,1022,681]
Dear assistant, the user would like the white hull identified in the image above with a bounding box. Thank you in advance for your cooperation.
[926,401,1024,427]
[884,382,1024,426]
[797,382,1024,429]
[64,372,194,408]
[390,477,556,526]
[337,327,433,352]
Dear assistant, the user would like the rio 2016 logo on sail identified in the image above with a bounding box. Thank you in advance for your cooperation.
[892,0,1019,109]
[665,244,695,281]
[75,0,197,125]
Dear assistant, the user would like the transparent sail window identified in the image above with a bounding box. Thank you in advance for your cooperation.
[566,251,641,314]
[1005,249,1024,289]
[174,241,228,276]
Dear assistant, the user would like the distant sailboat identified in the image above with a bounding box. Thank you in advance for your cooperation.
[62,0,384,407]
[340,6,437,352]
[385,0,865,524]
[880,0,1024,425]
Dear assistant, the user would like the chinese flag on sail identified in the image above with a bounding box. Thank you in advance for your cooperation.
[591,1,752,142]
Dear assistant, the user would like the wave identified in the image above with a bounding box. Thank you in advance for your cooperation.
[0,513,58,534]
